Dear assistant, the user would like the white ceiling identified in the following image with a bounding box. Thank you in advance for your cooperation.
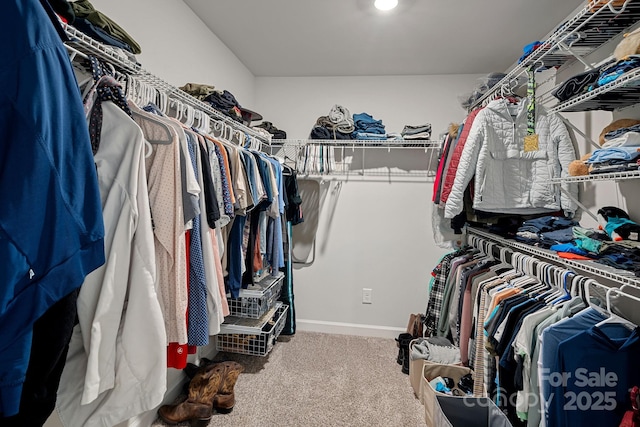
[183,0,585,77]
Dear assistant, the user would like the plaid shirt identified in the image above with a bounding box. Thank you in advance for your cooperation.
[424,251,464,337]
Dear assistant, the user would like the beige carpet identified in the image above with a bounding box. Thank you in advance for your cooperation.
[152,331,427,427]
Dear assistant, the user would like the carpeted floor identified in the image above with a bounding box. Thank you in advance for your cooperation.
[152,331,426,427]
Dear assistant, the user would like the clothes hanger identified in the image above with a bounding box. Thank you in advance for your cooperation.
[138,79,149,107]
[583,279,611,313]
[594,286,637,330]
[168,99,183,121]
[145,83,156,108]
[234,129,244,147]
[128,101,173,147]
[193,110,203,131]
[608,0,630,14]
[543,269,571,305]
[156,90,168,115]
[132,77,143,107]
[218,122,233,145]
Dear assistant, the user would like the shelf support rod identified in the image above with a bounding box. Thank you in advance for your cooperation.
[558,185,599,221]
[558,114,601,150]
[556,42,594,70]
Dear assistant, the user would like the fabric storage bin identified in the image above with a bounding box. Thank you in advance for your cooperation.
[409,339,463,404]
[421,362,472,424]
[409,339,425,402]
[434,396,512,427]
[421,363,513,427]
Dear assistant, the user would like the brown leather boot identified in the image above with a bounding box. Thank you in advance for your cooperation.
[212,361,244,414]
[158,363,224,426]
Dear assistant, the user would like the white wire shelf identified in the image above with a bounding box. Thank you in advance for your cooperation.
[296,171,435,180]
[266,139,440,179]
[467,226,640,287]
[216,303,288,356]
[549,67,640,113]
[226,273,284,319]
[549,170,640,183]
[236,273,284,298]
[270,139,441,149]
[469,0,640,111]
[219,302,285,335]
[62,23,271,145]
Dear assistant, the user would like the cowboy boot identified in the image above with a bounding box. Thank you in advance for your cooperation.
[158,363,224,426]
[212,361,244,414]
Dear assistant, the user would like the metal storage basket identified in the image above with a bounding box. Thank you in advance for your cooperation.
[216,303,288,357]
[226,273,284,319]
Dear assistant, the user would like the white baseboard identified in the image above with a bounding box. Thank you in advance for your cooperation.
[296,319,404,339]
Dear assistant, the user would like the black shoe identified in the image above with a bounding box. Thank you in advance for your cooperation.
[397,333,413,375]
[395,338,403,365]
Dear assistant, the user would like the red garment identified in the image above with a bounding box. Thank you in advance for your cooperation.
[556,252,593,260]
[167,343,188,369]
[253,228,263,272]
[440,108,483,205]
[432,134,452,203]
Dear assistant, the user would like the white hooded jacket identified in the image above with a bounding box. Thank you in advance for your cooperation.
[444,97,578,218]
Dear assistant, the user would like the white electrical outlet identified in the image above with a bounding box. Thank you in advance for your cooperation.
[362,288,372,304]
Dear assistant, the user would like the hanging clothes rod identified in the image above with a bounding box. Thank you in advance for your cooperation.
[61,23,271,146]
[466,226,640,288]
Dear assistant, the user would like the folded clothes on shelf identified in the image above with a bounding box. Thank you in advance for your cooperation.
[386,132,404,141]
[587,147,640,163]
[310,125,352,140]
[458,72,507,110]
[328,104,355,130]
[352,112,385,137]
[73,17,135,53]
[589,159,640,174]
[518,40,542,64]
[403,131,432,140]
[604,129,640,146]
[550,243,592,257]
[71,0,142,54]
[515,216,579,247]
[179,83,216,101]
[308,105,356,139]
[402,123,432,136]
[551,63,609,102]
[254,121,287,139]
[352,131,388,141]
[596,55,640,87]
[203,89,262,125]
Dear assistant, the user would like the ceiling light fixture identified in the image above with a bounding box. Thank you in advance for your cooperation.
[374,0,398,11]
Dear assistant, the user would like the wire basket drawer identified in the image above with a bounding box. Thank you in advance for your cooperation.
[216,303,288,357]
[226,273,284,319]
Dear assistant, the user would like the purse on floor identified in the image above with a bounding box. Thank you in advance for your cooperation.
[406,313,425,338]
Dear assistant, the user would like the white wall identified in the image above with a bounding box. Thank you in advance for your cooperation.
[89,0,256,106]
[254,75,483,139]
[254,75,482,336]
